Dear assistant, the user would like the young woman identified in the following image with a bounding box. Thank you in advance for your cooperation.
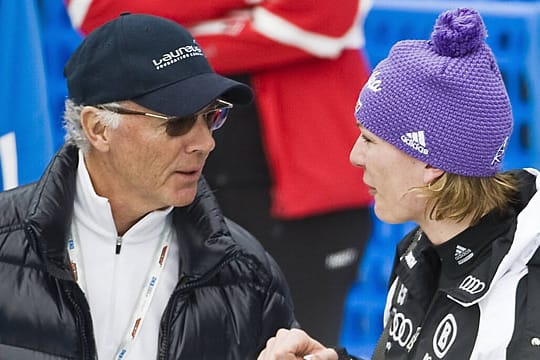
[258,7,540,360]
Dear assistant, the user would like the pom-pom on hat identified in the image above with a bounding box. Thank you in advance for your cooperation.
[354,8,513,177]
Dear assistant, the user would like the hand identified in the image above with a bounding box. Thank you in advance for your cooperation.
[257,328,338,360]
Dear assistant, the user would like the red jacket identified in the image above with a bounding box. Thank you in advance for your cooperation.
[66,0,373,218]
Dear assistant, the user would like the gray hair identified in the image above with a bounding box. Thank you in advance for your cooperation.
[63,99,122,153]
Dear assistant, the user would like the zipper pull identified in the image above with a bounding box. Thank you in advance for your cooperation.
[115,236,123,255]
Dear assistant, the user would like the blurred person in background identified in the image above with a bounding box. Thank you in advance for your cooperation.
[257,8,540,360]
[66,0,375,345]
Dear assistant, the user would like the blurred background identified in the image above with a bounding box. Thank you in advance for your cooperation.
[1,0,538,359]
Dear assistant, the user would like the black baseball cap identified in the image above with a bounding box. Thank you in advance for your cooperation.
[64,13,253,116]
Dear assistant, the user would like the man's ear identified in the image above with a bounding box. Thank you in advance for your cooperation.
[80,106,111,152]
[423,164,444,185]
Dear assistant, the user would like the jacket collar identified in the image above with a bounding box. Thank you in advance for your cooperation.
[172,178,239,278]
[26,144,78,280]
[438,169,540,306]
[396,170,540,307]
[436,213,516,305]
[27,144,236,281]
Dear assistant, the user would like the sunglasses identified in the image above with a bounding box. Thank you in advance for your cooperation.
[97,99,233,136]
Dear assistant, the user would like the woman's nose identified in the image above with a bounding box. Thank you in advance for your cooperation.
[349,135,366,168]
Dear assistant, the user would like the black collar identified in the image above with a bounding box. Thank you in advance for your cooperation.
[433,209,516,303]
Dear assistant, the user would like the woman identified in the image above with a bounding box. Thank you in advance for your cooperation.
[258,7,540,360]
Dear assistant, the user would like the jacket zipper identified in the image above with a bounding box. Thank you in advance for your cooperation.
[115,236,123,254]
[65,285,95,360]
[157,252,241,360]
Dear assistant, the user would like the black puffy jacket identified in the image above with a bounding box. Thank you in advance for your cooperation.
[0,145,297,359]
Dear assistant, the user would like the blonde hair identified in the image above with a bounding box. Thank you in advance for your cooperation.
[422,172,518,225]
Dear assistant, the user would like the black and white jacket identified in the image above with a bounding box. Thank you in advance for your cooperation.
[379,169,540,360]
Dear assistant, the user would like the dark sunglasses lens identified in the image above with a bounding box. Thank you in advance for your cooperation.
[207,108,229,130]
[165,116,197,137]
[164,106,230,136]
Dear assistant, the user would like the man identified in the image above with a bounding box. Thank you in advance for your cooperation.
[66,0,374,345]
[0,13,296,359]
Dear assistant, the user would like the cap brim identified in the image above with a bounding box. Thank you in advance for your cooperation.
[132,72,253,117]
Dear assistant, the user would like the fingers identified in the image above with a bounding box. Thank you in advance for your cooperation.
[302,348,339,360]
[257,328,337,360]
[258,329,301,360]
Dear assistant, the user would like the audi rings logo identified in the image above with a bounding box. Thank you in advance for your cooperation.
[433,314,457,358]
[458,275,485,295]
[389,312,415,347]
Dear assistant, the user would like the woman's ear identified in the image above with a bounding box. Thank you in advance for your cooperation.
[80,106,111,152]
[423,164,444,184]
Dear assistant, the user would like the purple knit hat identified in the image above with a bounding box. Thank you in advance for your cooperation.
[355,8,513,177]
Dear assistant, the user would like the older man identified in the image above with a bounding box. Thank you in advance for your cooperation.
[0,13,296,360]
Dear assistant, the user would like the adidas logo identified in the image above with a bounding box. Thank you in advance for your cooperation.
[400,131,429,155]
[454,245,474,265]
[491,136,508,166]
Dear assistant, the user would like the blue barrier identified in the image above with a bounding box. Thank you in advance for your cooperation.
[340,207,415,359]
[0,0,81,190]
[0,0,54,190]
[37,0,82,151]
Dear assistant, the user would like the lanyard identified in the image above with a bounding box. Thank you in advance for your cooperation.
[68,222,171,360]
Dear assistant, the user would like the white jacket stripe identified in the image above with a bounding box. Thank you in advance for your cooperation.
[250,7,364,58]
[469,268,526,359]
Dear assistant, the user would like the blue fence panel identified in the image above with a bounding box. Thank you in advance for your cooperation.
[0,0,81,191]
[0,0,54,190]
[37,0,82,151]
[340,208,415,359]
